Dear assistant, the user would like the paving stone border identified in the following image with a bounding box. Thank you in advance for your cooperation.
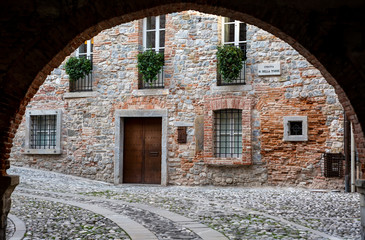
[16,188,226,240]
[7,214,26,240]
[15,192,157,240]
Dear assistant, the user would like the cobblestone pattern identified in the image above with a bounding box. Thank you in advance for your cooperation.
[8,167,361,239]
[11,195,130,240]
[10,10,344,188]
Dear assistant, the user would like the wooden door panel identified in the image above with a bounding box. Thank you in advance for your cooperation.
[144,118,162,184]
[123,118,143,183]
[123,117,161,184]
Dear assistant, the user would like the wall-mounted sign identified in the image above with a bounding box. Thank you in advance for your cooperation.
[258,62,281,76]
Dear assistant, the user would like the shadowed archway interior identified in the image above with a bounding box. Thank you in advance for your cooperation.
[0,0,365,237]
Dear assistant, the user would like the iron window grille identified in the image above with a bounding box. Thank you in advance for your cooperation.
[283,116,308,141]
[30,115,57,149]
[138,68,164,89]
[139,15,165,89]
[218,18,247,86]
[214,109,242,158]
[70,39,93,92]
[323,153,344,178]
[24,109,62,154]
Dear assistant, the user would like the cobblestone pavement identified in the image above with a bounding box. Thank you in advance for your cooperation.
[7,167,361,239]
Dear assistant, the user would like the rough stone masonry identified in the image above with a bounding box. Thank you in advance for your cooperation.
[10,11,345,189]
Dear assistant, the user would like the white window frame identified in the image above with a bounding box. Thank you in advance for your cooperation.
[24,109,62,154]
[76,39,93,58]
[143,16,165,52]
[283,116,308,141]
[222,18,247,47]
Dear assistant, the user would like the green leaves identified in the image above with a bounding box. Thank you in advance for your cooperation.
[137,50,164,84]
[216,45,245,82]
[65,57,92,81]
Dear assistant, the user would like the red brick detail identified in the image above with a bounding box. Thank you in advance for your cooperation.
[204,94,253,165]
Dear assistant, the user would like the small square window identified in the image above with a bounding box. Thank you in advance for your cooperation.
[283,116,308,141]
[24,110,62,154]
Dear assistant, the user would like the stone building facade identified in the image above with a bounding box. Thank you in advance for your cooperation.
[10,11,345,188]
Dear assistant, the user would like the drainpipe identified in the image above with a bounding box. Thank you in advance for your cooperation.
[344,113,351,192]
[351,123,356,192]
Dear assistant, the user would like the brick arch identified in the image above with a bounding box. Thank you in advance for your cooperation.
[1,0,364,175]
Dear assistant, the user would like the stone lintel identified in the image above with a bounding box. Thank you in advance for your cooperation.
[132,89,169,96]
[64,91,98,99]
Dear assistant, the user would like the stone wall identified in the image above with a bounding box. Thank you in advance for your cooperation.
[10,10,345,189]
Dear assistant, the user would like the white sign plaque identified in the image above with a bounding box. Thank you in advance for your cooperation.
[258,62,281,76]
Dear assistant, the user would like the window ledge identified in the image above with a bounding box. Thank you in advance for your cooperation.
[132,89,169,96]
[64,91,98,99]
[23,148,61,155]
[211,85,252,93]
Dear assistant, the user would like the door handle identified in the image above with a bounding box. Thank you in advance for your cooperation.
[149,152,159,157]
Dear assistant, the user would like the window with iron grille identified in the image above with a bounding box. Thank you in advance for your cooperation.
[30,115,57,149]
[139,15,165,89]
[323,153,344,178]
[283,116,308,141]
[70,39,93,92]
[218,17,247,86]
[24,110,62,154]
[214,109,242,157]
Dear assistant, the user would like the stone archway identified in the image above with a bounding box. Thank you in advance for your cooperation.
[1,0,365,238]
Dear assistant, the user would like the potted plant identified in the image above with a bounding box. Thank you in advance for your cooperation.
[137,50,164,85]
[65,56,92,81]
[216,45,245,82]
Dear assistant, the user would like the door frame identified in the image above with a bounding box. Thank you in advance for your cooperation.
[114,109,168,185]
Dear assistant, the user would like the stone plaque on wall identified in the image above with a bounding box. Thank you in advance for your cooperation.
[258,62,281,76]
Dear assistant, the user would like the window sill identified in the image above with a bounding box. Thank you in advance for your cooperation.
[205,157,252,166]
[132,89,169,96]
[64,91,98,99]
[211,84,252,93]
[23,148,61,155]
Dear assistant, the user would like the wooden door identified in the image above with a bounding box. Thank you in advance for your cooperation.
[123,117,161,184]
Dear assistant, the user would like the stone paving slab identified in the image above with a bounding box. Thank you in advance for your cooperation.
[7,214,26,240]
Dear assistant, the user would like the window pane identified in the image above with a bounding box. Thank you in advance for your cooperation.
[146,31,156,49]
[224,17,235,23]
[224,23,235,43]
[78,43,86,55]
[289,121,303,135]
[160,30,165,48]
[239,23,246,42]
[234,135,242,154]
[160,15,165,28]
[147,16,156,30]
